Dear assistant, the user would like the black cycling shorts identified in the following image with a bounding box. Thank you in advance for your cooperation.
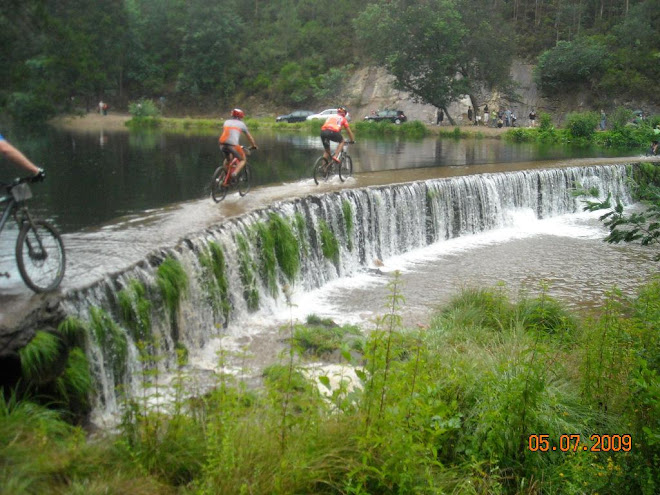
[220,144,244,161]
[320,129,343,151]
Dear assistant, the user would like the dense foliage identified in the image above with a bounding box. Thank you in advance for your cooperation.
[1,0,657,123]
[4,277,660,493]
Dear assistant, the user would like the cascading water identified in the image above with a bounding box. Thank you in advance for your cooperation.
[60,164,634,422]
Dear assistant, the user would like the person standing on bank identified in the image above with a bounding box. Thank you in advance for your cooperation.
[529,108,537,128]
[483,105,489,126]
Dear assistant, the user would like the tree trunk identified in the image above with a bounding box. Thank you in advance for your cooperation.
[444,106,456,126]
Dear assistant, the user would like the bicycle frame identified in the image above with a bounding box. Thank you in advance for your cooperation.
[221,154,240,187]
[220,145,250,185]
[0,183,30,236]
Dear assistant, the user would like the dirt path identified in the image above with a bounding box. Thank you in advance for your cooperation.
[49,112,132,132]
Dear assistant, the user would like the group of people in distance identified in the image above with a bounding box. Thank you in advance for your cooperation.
[436,105,539,129]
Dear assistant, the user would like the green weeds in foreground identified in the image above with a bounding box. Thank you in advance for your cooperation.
[3,277,660,494]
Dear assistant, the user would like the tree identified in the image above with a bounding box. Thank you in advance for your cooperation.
[534,36,611,96]
[354,0,514,124]
[176,0,244,101]
[583,163,660,260]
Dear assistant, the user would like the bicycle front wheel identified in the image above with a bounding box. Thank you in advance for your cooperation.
[211,166,229,202]
[313,156,329,185]
[16,219,66,293]
[339,155,353,182]
[238,166,251,196]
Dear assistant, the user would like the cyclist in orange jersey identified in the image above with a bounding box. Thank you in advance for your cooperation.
[219,108,258,177]
[320,106,355,164]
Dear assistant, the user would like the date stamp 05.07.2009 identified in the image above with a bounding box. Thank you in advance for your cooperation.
[527,434,632,453]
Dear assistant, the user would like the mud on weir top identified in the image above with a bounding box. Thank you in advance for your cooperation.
[0,163,637,418]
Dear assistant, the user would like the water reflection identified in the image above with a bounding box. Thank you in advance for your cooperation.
[0,126,639,233]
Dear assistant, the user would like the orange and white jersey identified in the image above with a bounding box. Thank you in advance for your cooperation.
[321,115,350,133]
[219,118,249,146]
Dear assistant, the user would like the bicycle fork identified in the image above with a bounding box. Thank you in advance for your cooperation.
[18,208,48,261]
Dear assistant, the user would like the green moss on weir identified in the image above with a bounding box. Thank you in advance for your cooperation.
[294,213,309,256]
[236,234,260,310]
[341,201,354,252]
[198,241,231,323]
[269,213,300,283]
[19,331,62,384]
[18,327,93,417]
[118,279,152,342]
[156,257,189,319]
[319,220,339,265]
[90,306,128,381]
[256,222,278,297]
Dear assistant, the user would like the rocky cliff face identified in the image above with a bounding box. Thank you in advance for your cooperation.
[345,61,659,127]
[346,62,550,126]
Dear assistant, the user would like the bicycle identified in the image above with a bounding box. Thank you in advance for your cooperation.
[211,145,256,202]
[0,174,66,292]
[313,141,354,185]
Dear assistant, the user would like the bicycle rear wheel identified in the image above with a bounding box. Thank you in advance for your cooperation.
[211,166,229,202]
[313,156,330,185]
[238,165,251,196]
[339,155,353,182]
[15,219,66,293]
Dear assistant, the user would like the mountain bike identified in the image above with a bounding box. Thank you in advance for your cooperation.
[0,174,66,292]
[211,145,256,202]
[313,141,354,185]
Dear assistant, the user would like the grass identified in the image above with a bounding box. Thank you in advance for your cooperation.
[4,278,660,494]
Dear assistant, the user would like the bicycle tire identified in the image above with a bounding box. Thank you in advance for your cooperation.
[339,155,353,182]
[238,165,251,196]
[211,166,229,202]
[15,219,66,293]
[313,156,330,185]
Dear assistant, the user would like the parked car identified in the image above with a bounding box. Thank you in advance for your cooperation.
[364,109,407,124]
[306,108,352,122]
[275,110,314,123]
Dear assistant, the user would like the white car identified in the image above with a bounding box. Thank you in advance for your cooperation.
[306,108,352,122]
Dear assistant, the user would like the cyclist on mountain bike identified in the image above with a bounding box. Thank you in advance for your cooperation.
[320,106,355,165]
[219,109,258,178]
[0,133,44,178]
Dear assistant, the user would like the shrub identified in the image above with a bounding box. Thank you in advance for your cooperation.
[565,111,600,140]
[128,99,161,118]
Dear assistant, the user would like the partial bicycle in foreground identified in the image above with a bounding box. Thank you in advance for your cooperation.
[211,145,256,202]
[313,141,354,185]
[0,174,66,292]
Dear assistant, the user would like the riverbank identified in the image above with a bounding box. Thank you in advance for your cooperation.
[50,111,512,138]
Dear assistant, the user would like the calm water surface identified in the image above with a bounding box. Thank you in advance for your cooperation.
[0,126,638,233]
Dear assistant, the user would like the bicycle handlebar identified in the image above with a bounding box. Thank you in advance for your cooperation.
[1,169,45,189]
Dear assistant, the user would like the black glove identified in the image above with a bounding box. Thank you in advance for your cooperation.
[31,168,45,182]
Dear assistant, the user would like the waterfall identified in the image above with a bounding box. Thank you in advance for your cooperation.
[60,164,634,421]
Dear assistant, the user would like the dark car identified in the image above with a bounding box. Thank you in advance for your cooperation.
[276,110,314,123]
[364,109,407,124]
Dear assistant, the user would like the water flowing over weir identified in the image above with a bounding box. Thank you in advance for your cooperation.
[61,164,634,420]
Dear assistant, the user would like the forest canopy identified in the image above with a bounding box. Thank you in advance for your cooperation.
[0,0,657,123]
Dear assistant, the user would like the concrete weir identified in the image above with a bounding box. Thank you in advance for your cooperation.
[0,162,642,419]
